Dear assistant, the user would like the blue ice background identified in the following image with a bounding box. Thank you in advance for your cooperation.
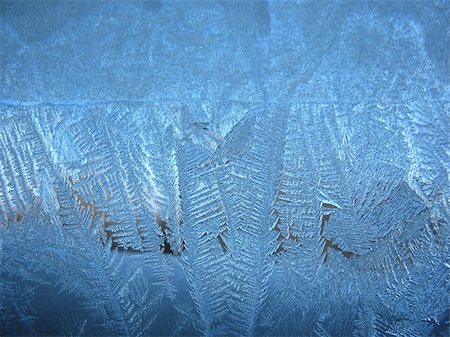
[0,1,449,336]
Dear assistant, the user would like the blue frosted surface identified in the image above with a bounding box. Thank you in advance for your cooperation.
[1,1,449,336]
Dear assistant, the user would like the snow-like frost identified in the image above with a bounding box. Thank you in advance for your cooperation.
[1,1,448,336]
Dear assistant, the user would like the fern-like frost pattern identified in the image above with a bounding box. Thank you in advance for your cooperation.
[1,1,449,336]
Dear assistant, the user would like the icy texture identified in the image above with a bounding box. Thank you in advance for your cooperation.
[1,1,449,336]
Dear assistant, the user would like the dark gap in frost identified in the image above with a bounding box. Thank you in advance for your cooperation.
[156,211,183,255]
[218,234,228,252]
[162,238,174,254]
[320,212,354,260]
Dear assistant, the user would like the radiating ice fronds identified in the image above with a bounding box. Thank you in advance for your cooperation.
[1,1,448,336]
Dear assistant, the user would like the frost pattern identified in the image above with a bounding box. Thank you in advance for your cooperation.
[1,1,449,337]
